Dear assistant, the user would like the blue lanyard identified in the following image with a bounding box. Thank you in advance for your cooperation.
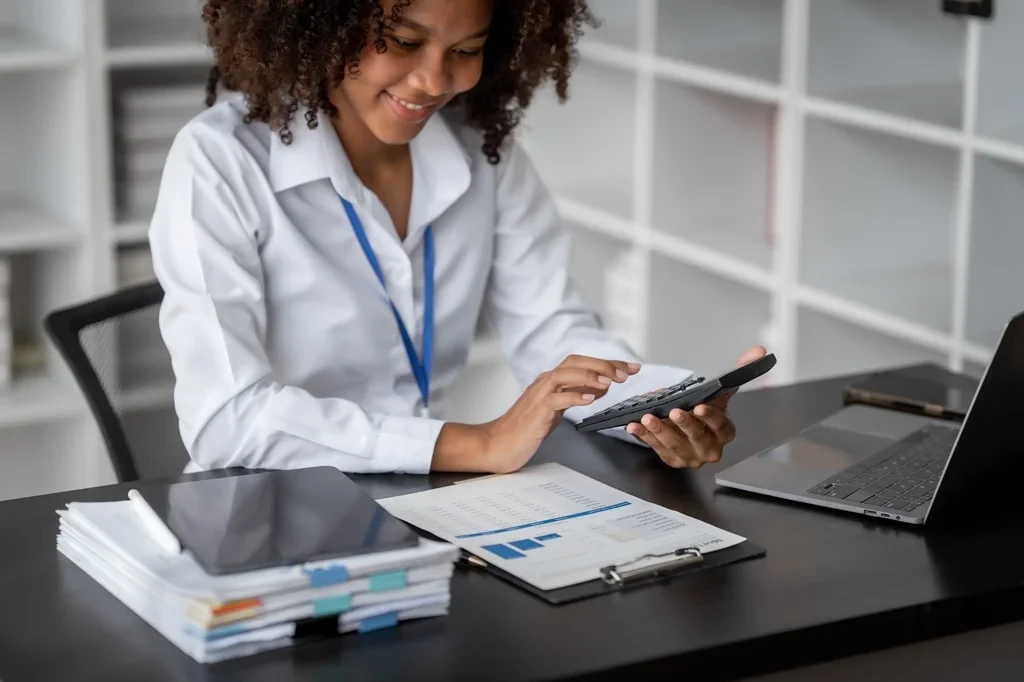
[340,197,433,408]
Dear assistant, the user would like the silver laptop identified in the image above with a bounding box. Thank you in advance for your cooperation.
[715,311,1024,525]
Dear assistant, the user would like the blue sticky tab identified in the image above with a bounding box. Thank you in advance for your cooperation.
[369,570,407,592]
[304,565,349,587]
[358,611,399,634]
[201,623,246,641]
[312,594,352,617]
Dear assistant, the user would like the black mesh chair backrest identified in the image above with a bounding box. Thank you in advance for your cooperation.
[44,281,189,483]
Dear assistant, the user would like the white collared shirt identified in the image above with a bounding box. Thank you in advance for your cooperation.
[149,94,692,475]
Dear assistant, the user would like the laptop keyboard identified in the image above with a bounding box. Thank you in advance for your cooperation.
[807,425,958,513]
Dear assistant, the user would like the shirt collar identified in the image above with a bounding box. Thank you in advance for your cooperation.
[268,106,473,248]
[267,111,333,193]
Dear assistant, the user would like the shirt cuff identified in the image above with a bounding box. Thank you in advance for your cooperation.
[372,415,445,474]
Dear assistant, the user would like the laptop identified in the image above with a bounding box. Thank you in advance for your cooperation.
[715,311,1024,525]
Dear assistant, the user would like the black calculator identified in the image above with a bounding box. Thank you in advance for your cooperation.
[574,353,777,433]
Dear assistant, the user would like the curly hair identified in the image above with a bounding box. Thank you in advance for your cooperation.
[200,0,595,164]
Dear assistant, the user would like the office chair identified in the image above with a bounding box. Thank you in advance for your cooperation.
[44,280,189,483]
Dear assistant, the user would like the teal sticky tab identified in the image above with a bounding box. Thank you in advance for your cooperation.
[304,565,349,587]
[312,593,352,617]
[203,622,246,641]
[369,570,407,592]
[358,611,398,633]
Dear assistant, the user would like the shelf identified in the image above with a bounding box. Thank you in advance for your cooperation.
[112,220,149,245]
[806,0,966,130]
[799,118,959,333]
[0,374,84,428]
[567,219,641,349]
[964,155,1024,350]
[583,0,638,50]
[795,306,947,383]
[0,69,90,233]
[519,58,636,221]
[105,17,210,68]
[976,1,1024,147]
[0,197,82,251]
[0,25,75,72]
[652,81,776,269]
[9,249,89,385]
[645,253,772,378]
[655,0,783,85]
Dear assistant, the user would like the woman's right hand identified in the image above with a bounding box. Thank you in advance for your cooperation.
[480,355,640,473]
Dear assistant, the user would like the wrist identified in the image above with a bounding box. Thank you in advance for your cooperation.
[431,422,498,473]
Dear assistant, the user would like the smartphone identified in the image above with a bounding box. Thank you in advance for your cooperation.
[843,366,979,422]
[574,353,777,433]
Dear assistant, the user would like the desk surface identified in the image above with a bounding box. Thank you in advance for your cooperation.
[3,366,1024,682]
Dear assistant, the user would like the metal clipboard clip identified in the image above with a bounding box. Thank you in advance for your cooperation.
[599,547,704,587]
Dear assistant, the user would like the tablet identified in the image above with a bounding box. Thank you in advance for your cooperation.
[135,467,420,575]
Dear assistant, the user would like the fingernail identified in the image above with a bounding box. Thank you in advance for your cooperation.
[615,369,628,381]
[626,424,638,434]
[582,394,595,401]
[695,406,708,417]
[627,363,641,372]
[642,415,656,427]
[598,376,611,386]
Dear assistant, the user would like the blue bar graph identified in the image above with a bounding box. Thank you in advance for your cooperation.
[482,543,527,560]
[536,533,561,541]
[510,539,542,551]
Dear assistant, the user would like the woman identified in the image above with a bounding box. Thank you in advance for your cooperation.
[149,0,766,476]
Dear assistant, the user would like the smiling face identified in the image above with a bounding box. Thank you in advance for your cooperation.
[332,0,493,146]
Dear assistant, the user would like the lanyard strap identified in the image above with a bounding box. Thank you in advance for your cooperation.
[340,196,433,408]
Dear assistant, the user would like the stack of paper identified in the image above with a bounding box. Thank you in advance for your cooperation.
[113,83,208,223]
[56,499,458,663]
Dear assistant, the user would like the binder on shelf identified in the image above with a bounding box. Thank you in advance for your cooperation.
[457,540,764,605]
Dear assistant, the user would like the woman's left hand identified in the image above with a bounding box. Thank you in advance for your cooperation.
[625,345,767,469]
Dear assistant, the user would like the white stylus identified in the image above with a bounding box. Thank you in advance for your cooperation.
[128,489,182,555]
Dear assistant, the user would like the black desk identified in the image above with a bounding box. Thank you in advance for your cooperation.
[3,366,1024,682]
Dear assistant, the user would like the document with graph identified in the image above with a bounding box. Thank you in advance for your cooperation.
[377,463,746,592]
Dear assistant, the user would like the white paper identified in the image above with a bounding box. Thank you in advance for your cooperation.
[59,501,457,602]
[378,463,746,591]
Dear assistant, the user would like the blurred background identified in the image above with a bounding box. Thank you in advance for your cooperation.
[0,0,1020,501]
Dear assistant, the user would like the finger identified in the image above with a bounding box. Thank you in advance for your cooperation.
[545,368,612,392]
[668,408,721,463]
[708,389,737,411]
[735,345,767,367]
[641,414,707,467]
[693,404,736,445]
[625,422,687,469]
[546,391,597,411]
[557,354,641,382]
[638,413,689,453]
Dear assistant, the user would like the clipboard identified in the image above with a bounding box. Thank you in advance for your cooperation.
[456,539,766,605]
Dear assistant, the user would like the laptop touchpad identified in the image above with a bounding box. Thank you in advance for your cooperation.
[719,425,897,493]
[758,425,895,472]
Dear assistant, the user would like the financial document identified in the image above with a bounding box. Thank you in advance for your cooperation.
[377,463,746,591]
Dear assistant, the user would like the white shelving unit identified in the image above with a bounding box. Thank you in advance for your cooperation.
[0,0,1021,500]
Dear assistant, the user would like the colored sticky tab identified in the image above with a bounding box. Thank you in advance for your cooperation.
[312,593,352,617]
[369,570,407,592]
[201,623,246,641]
[358,611,399,634]
[303,565,349,587]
